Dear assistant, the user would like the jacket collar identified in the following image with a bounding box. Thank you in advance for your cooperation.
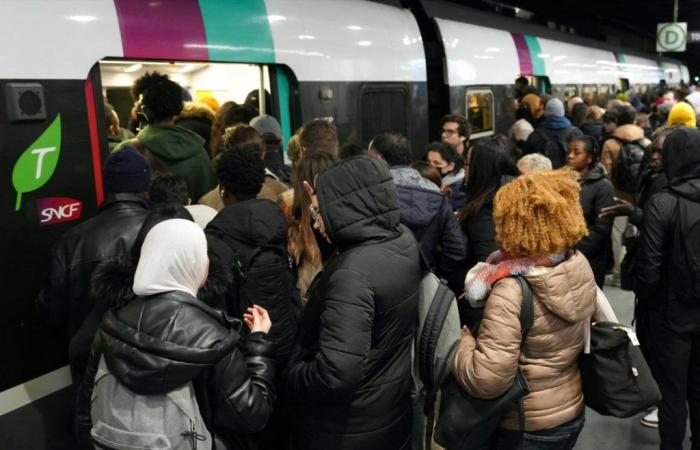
[100,192,149,212]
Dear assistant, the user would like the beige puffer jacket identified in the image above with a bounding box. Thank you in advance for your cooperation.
[600,124,650,202]
[453,251,597,431]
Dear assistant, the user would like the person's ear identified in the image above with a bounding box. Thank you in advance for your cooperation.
[186,197,192,206]
[219,188,226,199]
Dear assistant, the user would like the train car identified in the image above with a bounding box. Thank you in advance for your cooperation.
[0,1,687,448]
[416,1,689,140]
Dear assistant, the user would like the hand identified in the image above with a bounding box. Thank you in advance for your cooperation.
[599,197,634,218]
[243,305,272,334]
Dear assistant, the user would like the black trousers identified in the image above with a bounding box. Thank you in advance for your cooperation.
[639,300,700,450]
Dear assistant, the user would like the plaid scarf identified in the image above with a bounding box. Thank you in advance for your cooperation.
[462,250,567,307]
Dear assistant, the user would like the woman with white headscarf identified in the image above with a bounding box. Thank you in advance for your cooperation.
[75,219,276,450]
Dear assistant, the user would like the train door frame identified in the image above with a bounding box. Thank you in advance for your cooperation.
[617,78,630,94]
[95,58,301,156]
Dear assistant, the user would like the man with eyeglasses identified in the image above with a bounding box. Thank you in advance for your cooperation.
[440,114,470,159]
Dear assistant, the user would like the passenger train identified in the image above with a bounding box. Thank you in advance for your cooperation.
[0,1,687,447]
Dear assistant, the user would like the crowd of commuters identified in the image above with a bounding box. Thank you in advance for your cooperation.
[35,70,700,450]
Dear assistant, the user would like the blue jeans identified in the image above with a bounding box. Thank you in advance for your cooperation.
[493,412,585,450]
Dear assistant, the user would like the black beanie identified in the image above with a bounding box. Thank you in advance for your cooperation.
[103,145,152,194]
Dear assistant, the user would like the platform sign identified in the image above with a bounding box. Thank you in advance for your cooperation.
[690,30,700,43]
[657,22,687,52]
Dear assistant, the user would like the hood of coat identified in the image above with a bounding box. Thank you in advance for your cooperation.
[664,127,700,201]
[523,251,597,323]
[316,156,400,248]
[581,163,607,184]
[205,198,287,247]
[97,291,239,394]
[391,167,444,227]
[137,124,207,162]
[542,115,572,130]
[611,124,645,142]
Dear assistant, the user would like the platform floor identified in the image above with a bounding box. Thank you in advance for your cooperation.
[573,286,691,450]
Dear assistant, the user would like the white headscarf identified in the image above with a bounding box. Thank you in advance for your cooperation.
[133,219,209,298]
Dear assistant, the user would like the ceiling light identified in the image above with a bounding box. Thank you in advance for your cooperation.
[124,64,142,73]
[356,41,372,47]
[347,25,362,31]
[68,15,97,23]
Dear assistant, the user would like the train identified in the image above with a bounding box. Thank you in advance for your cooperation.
[0,1,687,447]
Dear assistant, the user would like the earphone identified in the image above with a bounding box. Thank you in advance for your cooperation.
[219,188,226,199]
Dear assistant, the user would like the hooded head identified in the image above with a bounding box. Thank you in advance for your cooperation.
[663,128,700,199]
[668,102,697,128]
[315,156,400,248]
[133,219,209,298]
[544,98,565,118]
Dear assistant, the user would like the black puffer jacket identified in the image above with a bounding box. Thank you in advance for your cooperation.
[636,128,700,327]
[36,193,149,340]
[75,290,276,450]
[391,167,467,275]
[575,164,615,287]
[284,157,420,450]
[203,199,299,367]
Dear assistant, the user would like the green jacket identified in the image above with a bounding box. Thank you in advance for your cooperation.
[116,125,215,201]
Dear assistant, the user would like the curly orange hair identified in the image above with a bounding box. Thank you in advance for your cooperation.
[493,169,587,257]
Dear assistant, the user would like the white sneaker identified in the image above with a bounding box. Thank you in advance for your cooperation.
[640,408,659,428]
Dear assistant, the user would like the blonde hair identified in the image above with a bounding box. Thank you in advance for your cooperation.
[517,153,552,174]
[494,170,587,257]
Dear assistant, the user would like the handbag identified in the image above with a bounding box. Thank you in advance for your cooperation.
[433,276,534,450]
[581,288,660,417]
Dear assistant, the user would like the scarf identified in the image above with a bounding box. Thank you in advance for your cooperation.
[133,219,209,298]
[462,250,567,307]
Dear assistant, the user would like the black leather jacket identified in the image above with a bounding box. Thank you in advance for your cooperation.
[75,290,276,450]
[36,193,149,341]
[284,157,420,450]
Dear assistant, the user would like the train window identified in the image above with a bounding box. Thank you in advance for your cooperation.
[582,85,597,105]
[564,85,578,99]
[597,84,611,107]
[359,84,410,147]
[617,78,630,93]
[466,89,495,138]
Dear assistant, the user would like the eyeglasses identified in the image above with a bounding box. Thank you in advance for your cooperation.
[309,204,321,222]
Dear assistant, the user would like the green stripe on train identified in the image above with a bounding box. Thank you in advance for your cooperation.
[198,0,275,63]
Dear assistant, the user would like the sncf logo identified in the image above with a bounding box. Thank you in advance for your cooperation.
[37,197,82,226]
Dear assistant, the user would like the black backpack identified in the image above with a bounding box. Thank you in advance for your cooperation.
[613,138,647,193]
[670,194,700,304]
[228,240,301,364]
[534,127,577,169]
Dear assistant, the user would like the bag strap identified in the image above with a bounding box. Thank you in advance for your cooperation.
[511,275,534,442]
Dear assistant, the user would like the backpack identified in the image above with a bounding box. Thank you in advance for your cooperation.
[613,138,648,193]
[670,194,700,304]
[91,356,212,450]
[433,276,534,450]
[534,127,577,169]
[228,241,301,364]
[411,250,462,450]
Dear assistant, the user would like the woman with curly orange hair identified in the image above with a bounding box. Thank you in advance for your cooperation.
[453,170,597,450]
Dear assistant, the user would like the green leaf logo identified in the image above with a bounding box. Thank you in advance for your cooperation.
[12,115,62,211]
